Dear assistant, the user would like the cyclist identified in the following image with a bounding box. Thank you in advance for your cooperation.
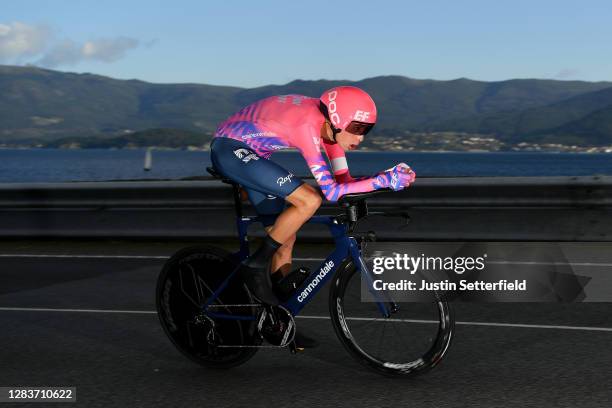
[210,86,415,346]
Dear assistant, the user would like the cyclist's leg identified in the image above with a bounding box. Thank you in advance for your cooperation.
[268,183,321,243]
[210,137,304,201]
[243,188,296,275]
[250,183,321,276]
[211,137,321,245]
[210,137,318,304]
[248,187,319,348]
[266,227,296,276]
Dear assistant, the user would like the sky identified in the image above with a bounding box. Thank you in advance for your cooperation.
[1,0,611,88]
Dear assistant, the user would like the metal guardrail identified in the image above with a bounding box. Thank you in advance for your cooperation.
[0,176,611,241]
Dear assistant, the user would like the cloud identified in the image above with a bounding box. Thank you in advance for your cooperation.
[554,69,581,79]
[37,37,139,67]
[0,21,141,67]
[0,22,52,62]
[36,39,82,67]
[81,37,139,62]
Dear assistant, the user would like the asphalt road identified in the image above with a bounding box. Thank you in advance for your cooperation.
[1,240,611,407]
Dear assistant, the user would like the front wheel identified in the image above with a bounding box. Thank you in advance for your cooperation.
[329,260,454,377]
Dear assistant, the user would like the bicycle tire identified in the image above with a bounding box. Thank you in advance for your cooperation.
[329,259,454,377]
[156,246,259,368]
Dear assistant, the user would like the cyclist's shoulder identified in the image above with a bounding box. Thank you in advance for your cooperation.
[264,94,319,113]
[262,96,321,131]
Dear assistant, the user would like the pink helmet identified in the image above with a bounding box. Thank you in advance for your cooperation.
[319,86,377,135]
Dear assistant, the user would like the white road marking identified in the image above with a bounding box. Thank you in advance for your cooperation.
[0,254,168,259]
[0,254,611,267]
[1,307,612,332]
[0,307,157,314]
[487,261,612,267]
[297,315,612,332]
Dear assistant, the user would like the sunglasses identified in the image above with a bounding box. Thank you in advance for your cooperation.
[345,121,375,136]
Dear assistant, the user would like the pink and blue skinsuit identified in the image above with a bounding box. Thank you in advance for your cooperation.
[210,94,396,226]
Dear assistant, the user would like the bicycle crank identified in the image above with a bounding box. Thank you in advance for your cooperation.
[201,304,297,350]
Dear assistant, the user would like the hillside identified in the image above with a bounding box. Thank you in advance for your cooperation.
[435,86,612,141]
[1,65,612,148]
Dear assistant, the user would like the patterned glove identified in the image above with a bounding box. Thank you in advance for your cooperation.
[373,163,416,191]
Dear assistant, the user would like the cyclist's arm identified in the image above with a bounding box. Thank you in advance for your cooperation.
[322,138,354,183]
[299,127,383,202]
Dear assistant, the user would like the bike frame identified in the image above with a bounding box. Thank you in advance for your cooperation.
[204,213,392,320]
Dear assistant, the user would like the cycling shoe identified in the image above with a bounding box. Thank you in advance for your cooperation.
[240,264,279,306]
[272,267,311,301]
[240,235,282,306]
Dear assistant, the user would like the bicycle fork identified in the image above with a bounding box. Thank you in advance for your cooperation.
[348,237,397,318]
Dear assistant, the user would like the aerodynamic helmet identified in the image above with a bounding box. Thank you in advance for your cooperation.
[319,86,377,136]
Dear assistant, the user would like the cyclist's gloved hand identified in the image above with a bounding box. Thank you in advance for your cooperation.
[373,163,416,191]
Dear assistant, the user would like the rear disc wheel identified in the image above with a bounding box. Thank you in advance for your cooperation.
[156,246,259,368]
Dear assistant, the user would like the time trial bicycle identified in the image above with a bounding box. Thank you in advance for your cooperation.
[156,166,454,377]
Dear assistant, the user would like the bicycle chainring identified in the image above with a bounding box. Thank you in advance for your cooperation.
[257,306,296,347]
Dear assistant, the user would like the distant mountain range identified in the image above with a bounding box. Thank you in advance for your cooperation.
[1,65,611,148]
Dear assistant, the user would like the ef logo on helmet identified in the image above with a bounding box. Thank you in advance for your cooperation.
[354,110,370,121]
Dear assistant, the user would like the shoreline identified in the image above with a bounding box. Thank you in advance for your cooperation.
[1,146,611,154]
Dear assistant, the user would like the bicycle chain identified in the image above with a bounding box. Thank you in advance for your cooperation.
[203,304,297,349]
